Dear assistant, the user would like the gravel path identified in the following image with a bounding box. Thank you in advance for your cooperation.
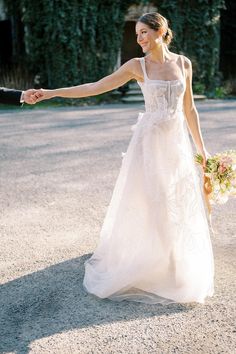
[0,100,235,354]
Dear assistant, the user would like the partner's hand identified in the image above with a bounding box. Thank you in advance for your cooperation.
[23,89,40,104]
[31,89,54,103]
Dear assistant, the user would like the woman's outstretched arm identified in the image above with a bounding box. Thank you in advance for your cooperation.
[183,56,210,167]
[34,59,139,101]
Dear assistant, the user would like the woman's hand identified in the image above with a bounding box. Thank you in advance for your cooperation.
[31,89,55,103]
[198,148,211,172]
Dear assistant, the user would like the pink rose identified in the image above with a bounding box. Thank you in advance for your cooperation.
[218,164,227,174]
[220,156,232,167]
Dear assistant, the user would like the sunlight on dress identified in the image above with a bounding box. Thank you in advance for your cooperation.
[83,55,214,305]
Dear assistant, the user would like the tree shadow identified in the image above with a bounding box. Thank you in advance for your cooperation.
[0,254,192,354]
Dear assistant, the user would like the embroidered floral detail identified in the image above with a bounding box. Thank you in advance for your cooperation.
[138,80,185,116]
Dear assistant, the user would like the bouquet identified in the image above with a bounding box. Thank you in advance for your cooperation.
[195,150,236,206]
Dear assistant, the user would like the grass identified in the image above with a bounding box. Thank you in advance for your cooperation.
[0,100,66,110]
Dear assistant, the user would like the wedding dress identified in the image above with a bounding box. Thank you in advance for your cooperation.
[83,55,214,305]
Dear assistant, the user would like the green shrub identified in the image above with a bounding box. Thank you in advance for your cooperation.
[4,0,225,97]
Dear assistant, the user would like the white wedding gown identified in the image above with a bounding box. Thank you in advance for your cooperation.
[83,55,214,305]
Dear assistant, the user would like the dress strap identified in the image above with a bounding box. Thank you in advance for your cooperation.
[139,57,148,81]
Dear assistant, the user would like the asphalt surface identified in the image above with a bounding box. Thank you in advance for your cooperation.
[0,100,235,354]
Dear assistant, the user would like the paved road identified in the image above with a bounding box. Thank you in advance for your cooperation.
[0,100,235,354]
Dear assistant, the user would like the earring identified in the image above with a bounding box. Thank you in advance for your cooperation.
[157,36,163,45]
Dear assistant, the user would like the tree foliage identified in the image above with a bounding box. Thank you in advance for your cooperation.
[4,0,225,95]
[156,0,226,94]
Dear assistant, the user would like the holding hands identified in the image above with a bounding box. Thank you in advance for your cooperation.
[23,89,50,104]
[28,89,52,104]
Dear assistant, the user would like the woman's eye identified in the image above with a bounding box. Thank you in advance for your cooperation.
[136,31,147,36]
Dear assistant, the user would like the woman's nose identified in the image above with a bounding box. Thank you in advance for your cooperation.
[137,35,143,43]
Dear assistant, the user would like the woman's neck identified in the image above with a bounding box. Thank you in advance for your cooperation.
[147,44,171,64]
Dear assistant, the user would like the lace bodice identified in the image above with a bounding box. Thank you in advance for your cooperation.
[137,56,186,115]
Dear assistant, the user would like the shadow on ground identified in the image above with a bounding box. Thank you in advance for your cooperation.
[0,255,191,354]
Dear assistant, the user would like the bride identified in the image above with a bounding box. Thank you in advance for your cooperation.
[33,12,214,305]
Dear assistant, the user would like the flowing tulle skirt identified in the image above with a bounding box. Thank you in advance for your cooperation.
[83,111,214,305]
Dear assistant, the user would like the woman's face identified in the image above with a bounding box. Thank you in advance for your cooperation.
[135,22,160,53]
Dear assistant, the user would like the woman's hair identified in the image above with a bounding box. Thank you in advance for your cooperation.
[137,12,173,46]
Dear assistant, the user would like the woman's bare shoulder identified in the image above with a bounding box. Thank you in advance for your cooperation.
[180,55,192,69]
[122,57,144,81]
[122,57,142,68]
